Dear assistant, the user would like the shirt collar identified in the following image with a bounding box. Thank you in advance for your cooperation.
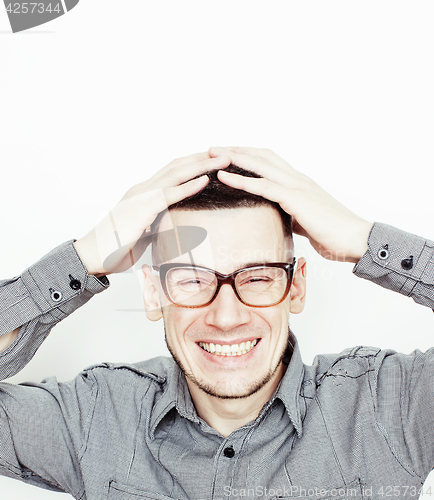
[271,338,305,438]
[149,361,200,439]
[149,335,305,439]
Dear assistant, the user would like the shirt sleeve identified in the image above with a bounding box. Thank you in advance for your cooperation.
[353,222,434,309]
[0,240,110,380]
[0,370,96,497]
[374,348,434,479]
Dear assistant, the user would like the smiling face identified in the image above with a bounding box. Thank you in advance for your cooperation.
[143,206,306,401]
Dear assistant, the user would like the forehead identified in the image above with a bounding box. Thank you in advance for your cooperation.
[156,206,292,272]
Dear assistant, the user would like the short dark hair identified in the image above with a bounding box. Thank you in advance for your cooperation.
[152,164,292,235]
[151,165,293,264]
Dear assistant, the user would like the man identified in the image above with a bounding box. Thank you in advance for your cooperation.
[0,147,433,499]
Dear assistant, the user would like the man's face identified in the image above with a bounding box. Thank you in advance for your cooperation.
[145,206,304,400]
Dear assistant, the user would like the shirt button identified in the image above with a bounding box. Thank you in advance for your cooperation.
[69,279,82,290]
[69,275,82,290]
[377,245,389,260]
[50,289,63,302]
[223,446,235,458]
[401,256,413,270]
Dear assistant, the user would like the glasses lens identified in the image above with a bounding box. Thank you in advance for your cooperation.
[235,267,288,306]
[166,267,217,306]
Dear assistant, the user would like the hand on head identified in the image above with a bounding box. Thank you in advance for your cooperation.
[209,146,372,263]
[74,152,231,275]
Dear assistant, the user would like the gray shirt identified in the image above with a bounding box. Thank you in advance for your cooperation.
[1,222,434,500]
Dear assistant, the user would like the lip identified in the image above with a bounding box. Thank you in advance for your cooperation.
[196,337,260,346]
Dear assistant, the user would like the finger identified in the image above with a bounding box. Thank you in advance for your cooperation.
[158,155,231,189]
[217,171,311,239]
[130,155,230,196]
[160,175,210,210]
[217,170,289,207]
[118,175,210,242]
[213,150,291,186]
[210,146,268,158]
[165,151,210,167]
[209,146,289,169]
[126,174,209,215]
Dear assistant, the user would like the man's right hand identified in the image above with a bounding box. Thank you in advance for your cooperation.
[73,153,231,276]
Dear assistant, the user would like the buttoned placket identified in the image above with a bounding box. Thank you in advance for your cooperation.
[209,421,263,500]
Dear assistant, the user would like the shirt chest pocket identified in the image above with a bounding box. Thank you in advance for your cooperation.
[107,481,178,500]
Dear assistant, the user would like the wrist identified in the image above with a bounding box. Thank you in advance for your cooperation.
[73,237,109,277]
[346,220,373,264]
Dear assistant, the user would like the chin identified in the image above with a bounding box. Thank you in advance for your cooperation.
[193,379,270,400]
[186,365,281,400]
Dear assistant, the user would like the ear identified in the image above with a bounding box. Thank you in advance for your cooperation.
[289,257,307,314]
[142,265,163,321]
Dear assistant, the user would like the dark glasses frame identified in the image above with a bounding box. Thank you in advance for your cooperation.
[152,258,296,308]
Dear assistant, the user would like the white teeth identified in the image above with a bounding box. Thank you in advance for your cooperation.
[199,339,259,356]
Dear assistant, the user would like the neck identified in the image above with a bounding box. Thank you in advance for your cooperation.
[186,362,287,437]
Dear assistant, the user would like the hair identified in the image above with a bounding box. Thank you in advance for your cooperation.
[151,165,293,261]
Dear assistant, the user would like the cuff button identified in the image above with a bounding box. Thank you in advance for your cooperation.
[50,289,63,302]
[378,245,389,260]
[69,275,82,290]
[70,279,82,290]
[401,256,413,270]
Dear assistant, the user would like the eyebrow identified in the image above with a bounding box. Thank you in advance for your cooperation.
[172,261,285,273]
[233,261,279,269]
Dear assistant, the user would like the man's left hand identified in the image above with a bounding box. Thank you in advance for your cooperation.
[209,146,372,264]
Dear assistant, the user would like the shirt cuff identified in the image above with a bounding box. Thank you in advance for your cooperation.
[0,240,110,337]
[353,222,434,308]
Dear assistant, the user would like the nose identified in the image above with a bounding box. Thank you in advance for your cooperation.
[203,283,251,331]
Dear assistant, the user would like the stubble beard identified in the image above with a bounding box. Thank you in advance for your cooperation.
[164,326,291,400]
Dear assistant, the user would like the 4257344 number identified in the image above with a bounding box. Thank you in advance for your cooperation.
[378,485,433,497]
[5,3,61,14]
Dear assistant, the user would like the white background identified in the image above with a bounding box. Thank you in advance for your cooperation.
[1,1,434,498]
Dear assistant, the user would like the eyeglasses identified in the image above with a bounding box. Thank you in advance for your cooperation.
[152,259,296,308]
